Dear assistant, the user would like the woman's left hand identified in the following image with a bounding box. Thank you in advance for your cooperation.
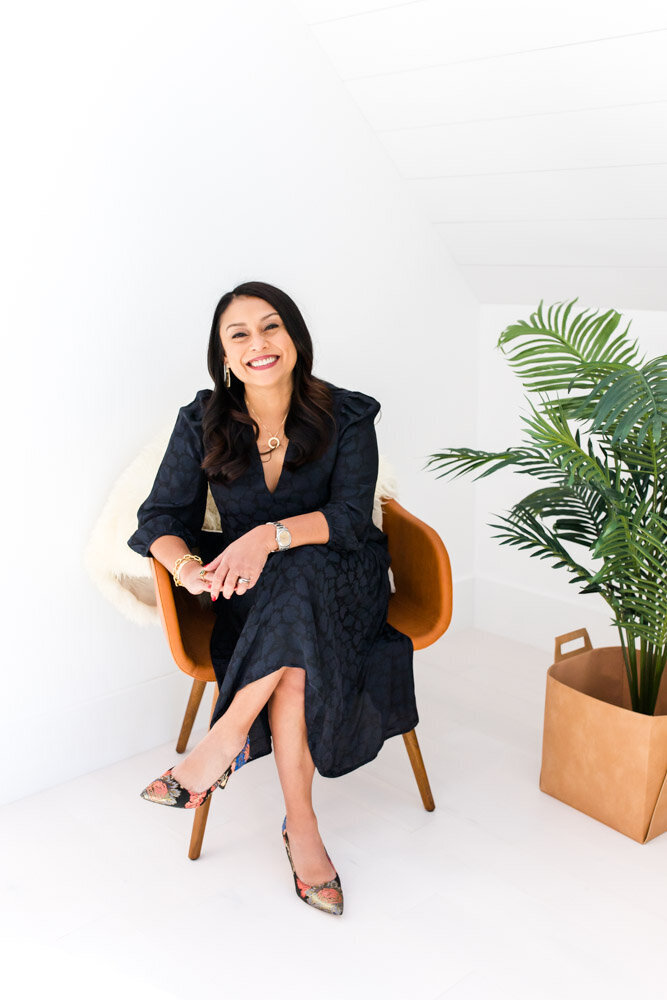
[202,524,275,601]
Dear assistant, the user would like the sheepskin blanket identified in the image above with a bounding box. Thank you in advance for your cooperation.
[85,423,399,626]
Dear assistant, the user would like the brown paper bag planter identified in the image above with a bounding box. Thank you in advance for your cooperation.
[540,628,667,844]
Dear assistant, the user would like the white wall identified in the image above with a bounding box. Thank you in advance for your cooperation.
[2,0,478,805]
[474,301,667,654]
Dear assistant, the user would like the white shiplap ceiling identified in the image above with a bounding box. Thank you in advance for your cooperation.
[292,0,667,310]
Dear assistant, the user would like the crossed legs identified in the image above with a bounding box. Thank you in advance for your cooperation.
[170,666,336,885]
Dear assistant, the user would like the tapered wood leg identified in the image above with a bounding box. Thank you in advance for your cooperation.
[188,795,213,860]
[188,682,220,860]
[403,729,435,812]
[176,679,207,754]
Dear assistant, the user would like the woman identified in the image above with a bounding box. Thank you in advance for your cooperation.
[127,281,418,916]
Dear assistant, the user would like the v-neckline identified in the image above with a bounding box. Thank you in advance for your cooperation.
[241,394,292,496]
[253,437,291,495]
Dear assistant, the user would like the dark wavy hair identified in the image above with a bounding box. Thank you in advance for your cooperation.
[201,281,335,483]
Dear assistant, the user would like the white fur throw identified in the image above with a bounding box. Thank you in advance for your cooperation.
[84,424,399,626]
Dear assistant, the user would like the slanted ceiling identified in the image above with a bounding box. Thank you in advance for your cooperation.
[292,0,667,310]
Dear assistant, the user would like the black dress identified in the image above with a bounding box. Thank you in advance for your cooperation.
[127,382,418,778]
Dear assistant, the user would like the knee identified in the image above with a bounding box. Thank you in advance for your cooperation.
[275,666,306,698]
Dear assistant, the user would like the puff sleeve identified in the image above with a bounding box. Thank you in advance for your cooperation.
[126,390,210,558]
[317,390,381,552]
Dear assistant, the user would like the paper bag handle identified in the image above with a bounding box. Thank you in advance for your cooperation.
[554,628,592,662]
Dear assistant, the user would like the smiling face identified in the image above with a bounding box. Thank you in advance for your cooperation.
[219,295,298,391]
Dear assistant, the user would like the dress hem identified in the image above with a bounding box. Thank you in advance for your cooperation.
[224,712,422,780]
[316,713,421,779]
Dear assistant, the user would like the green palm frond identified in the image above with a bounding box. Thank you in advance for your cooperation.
[490,505,594,588]
[516,485,609,548]
[498,299,640,393]
[426,446,572,484]
[592,507,667,580]
[587,511,667,647]
[573,356,667,446]
[520,399,623,500]
[606,437,667,512]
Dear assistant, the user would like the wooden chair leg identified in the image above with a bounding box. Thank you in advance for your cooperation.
[176,679,207,754]
[188,682,220,860]
[403,729,435,812]
[188,795,213,860]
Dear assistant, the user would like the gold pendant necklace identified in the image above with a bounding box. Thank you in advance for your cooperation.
[246,399,289,455]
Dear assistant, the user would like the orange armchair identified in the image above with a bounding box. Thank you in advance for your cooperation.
[149,498,452,859]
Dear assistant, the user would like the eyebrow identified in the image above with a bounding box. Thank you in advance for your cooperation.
[226,312,279,331]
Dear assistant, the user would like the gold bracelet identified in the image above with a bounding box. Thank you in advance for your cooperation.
[172,553,203,587]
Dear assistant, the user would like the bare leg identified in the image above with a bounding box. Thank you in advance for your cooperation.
[171,667,287,792]
[269,668,336,885]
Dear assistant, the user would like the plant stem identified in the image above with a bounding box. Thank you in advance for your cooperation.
[654,645,667,714]
[619,627,639,712]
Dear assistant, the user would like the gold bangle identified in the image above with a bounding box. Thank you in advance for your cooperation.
[172,553,202,587]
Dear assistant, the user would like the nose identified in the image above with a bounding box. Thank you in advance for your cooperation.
[249,328,269,351]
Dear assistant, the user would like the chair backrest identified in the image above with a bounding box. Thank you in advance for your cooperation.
[150,498,452,675]
[150,558,217,679]
[383,499,452,650]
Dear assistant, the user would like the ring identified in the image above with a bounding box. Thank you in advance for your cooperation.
[237,576,251,584]
[199,568,207,579]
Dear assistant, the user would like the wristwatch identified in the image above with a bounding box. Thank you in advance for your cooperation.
[268,521,292,551]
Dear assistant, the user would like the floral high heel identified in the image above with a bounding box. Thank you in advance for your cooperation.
[139,737,251,809]
[281,817,344,915]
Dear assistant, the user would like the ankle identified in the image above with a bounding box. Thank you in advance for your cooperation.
[208,721,247,754]
[285,810,319,836]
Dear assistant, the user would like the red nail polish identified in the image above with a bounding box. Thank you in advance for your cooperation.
[212,595,217,602]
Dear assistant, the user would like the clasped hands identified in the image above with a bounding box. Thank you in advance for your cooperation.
[178,524,276,600]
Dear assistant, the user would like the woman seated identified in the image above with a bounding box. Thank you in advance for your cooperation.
[128,280,417,916]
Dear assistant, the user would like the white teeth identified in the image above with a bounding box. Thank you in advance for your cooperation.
[248,356,278,368]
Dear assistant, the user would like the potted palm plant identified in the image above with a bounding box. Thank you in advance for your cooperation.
[428,299,667,842]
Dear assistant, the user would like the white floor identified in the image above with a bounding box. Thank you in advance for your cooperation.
[3,628,667,1000]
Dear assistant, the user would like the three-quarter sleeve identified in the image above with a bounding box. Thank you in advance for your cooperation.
[127,389,211,558]
[317,390,381,552]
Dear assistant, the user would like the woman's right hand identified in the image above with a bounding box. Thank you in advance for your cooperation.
[178,559,212,596]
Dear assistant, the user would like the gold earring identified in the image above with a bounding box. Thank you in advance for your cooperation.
[223,361,231,388]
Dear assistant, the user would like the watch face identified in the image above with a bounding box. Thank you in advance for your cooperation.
[277,528,291,547]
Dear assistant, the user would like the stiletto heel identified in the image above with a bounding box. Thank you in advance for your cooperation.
[139,736,250,809]
[281,817,344,915]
